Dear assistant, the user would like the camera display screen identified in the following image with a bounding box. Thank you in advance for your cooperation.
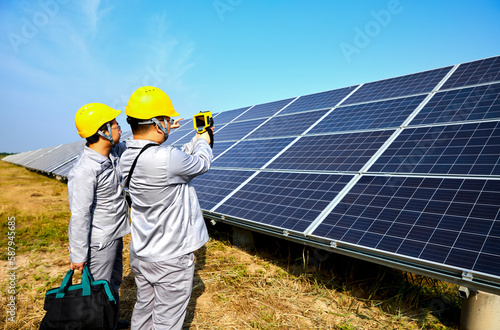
[195,116,206,129]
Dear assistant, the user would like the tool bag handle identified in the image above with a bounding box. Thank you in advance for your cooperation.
[55,265,93,298]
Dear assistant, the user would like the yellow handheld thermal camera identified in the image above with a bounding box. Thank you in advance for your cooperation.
[193,111,213,133]
[193,111,214,148]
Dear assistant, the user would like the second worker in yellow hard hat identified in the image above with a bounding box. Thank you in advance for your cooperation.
[119,86,213,329]
[68,103,130,329]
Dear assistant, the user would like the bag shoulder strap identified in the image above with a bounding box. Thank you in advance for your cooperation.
[125,143,157,189]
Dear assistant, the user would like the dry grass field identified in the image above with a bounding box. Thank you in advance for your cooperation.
[0,159,461,329]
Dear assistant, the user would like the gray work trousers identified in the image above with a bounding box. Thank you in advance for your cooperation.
[87,237,124,325]
[130,252,195,330]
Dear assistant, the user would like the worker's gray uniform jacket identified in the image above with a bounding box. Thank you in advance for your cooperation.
[68,143,130,263]
[119,136,212,262]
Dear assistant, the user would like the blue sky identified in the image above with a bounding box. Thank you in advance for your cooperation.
[1,0,499,153]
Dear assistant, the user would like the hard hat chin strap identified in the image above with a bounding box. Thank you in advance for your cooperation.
[138,118,169,141]
[152,118,169,140]
[97,123,115,146]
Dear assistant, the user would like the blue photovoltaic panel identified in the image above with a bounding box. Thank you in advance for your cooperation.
[167,129,187,144]
[312,176,500,277]
[212,141,237,159]
[410,83,500,126]
[215,118,264,142]
[18,146,59,166]
[267,130,394,172]
[25,141,85,172]
[344,67,452,105]
[279,86,358,115]
[2,149,38,164]
[168,119,197,144]
[308,95,426,135]
[245,109,328,139]
[215,172,354,232]
[191,169,255,210]
[235,98,295,122]
[177,118,193,127]
[52,159,77,177]
[442,56,500,90]
[213,106,251,125]
[370,121,500,176]
[213,138,295,169]
[171,131,196,146]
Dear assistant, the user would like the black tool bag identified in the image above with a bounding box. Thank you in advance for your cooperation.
[39,266,117,330]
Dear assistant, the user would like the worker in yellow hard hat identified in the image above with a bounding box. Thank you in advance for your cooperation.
[69,103,130,329]
[120,86,212,329]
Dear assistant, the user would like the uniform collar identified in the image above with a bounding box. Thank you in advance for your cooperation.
[126,139,159,149]
[83,145,110,164]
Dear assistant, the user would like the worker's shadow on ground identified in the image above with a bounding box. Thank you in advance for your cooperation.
[183,245,207,328]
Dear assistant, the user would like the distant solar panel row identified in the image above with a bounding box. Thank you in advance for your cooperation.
[5,55,500,292]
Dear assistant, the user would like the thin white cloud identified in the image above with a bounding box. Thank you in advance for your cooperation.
[79,0,101,35]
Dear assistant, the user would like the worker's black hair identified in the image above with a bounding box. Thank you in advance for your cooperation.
[127,116,159,135]
[85,122,111,145]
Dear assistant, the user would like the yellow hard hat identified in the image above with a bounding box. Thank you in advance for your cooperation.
[125,86,179,119]
[75,103,121,138]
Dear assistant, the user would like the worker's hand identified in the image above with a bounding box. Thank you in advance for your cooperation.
[171,118,184,129]
[71,262,85,271]
[197,127,214,145]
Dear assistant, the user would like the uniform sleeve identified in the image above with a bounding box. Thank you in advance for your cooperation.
[67,167,96,263]
[168,138,213,184]
[180,135,198,155]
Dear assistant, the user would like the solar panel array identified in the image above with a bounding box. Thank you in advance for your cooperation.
[4,55,500,293]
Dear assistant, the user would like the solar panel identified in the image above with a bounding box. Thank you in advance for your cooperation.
[311,175,500,277]
[171,130,196,146]
[343,67,452,105]
[212,106,251,125]
[167,119,196,145]
[214,118,264,142]
[369,121,500,176]
[279,86,358,115]
[52,159,77,177]
[245,109,329,139]
[213,138,295,169]
[2,149,39,164]
[267,130,394,172]
[214,171,354,232]
[25,141,85,172]
[18,146,59,166]
[212,141,238,159]
[309,95,426,134]
[191,169,255,210]
[235,98,295,122]
[410,83,500,126]
[442,56,500,90]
